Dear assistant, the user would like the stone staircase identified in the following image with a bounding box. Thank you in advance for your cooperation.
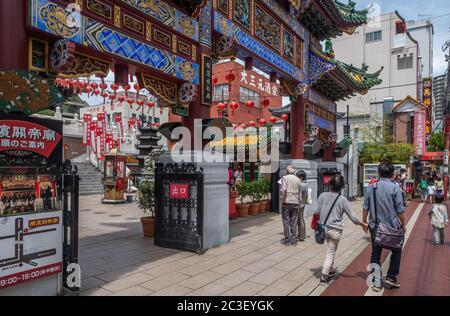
[72,158,103,196]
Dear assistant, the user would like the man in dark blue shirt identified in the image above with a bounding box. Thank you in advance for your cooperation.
[363,162,406,292]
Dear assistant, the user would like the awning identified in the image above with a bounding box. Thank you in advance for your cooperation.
[420,152,444,161]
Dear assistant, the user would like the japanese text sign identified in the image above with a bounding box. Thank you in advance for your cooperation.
[0,120,62,158]
[169,184,189,199]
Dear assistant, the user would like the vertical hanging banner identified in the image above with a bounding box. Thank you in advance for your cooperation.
[414,110,426,156]
[90,121,98,156]
[105,133,114,153]
[97,113,106,160]
[83,114,92,146]
[202,55,213,105]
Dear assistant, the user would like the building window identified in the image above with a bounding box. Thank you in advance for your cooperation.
[239,86,260,107]
[366,31,382,43]
[398,55,413,70]
[213,84,229,102]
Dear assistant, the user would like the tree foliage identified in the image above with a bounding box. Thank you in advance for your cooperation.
[427,132,444,152]
[359,143,415,164]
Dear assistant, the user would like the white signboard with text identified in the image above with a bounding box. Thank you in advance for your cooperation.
[0,211,63,290]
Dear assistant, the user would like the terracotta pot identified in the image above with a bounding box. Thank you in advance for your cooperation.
[140,217,155,237]
[236,203,250,217]
[259,200,269,213]
[265,200,271,212]
[248,202,261,215]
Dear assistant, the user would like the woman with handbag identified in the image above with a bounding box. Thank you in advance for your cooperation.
[314,174,368,285]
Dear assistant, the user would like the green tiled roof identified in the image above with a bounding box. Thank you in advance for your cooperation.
[333,0,368,25]
[300,0,369,40]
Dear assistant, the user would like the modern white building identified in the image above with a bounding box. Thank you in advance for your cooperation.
[332,12,432,118]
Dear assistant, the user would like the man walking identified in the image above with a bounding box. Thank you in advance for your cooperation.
[363,162,406,292]
[296,170,309,242]
[280,166,303,246]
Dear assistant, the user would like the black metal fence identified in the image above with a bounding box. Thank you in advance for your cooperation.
[154,163,204,253]
[61,161,79,293]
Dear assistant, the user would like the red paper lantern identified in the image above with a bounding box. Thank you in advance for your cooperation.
[212,76,218,85]
[229,101,238,118]
[281,114,289,122]
[246,100,255,118]
[134,83,140,91]
[259,119,266,127]
[225,72,236,83]
[111,83,119,91]
[269,116,279,124]
[240,123,247,130]
[101,92,109,101]
[99,82,108,90]
[90,82,98,89]
[249,121,256,127]
[93,89,100,96]
[118,95,126,105]
[85,86,92,95]
[147,101,155,114]
[109,94,116,100]
[262,99,270,107]
[217,102,226,115]
[127,98,134,109]
[136,99,144,110]
[232,124,238,130]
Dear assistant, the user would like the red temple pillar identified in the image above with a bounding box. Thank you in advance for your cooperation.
[0,0,28,70]
[323,137,336,162]
[291,96,307,159]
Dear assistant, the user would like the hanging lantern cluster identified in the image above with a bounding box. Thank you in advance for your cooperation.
[55,78,157,112]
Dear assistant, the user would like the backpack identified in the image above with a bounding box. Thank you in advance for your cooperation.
[420,179,428,190]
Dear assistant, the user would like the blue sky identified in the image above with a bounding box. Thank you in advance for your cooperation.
[355,0,450,76]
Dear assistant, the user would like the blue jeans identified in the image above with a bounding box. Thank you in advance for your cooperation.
[420,189,428,202]
[434,227,445,245]
[370,229,402,280]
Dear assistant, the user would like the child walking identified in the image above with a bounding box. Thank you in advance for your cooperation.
[428,196,448,246]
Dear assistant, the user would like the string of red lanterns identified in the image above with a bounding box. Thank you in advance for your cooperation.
[55,78,157,112]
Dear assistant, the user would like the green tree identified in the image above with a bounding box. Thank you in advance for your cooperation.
[427,132,444,152]
[359,143,414,165]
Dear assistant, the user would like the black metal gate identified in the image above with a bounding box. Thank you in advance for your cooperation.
[61,161,79,293]
[155,163,204,253]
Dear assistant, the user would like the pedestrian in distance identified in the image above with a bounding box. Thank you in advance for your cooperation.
[428,175,436,204]
[295,170,309,242]
[434,175,445,199]
[363,162,407,292]
[315,174,368,285]
[418,174,429,203]
[428,195,448,246]
[279,166,303,246]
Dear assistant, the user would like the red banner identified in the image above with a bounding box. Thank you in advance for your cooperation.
[83,114,92,146]
[0,120,62,158]
[414,110,426,156]
[169,184,189,199]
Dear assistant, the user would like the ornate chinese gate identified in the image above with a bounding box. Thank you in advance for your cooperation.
[154,163,204,253]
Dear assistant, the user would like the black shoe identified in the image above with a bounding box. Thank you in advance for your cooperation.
[319,276,331,285]
[281,239,290,246]
[385,277,401,289]
[291,241,298,246]
[329,269,337,277]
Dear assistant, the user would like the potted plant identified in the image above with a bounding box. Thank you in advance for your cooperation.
[137,179,155,237]
[248,181,261,216]
[235,182,250,217]
[259,178,271,213]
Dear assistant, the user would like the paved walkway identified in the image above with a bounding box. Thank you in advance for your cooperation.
[78,196,370,296]
[322,201,450,296]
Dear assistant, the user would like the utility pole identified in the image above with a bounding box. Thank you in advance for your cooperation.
[346,105,350,199]
[443,40,450,199]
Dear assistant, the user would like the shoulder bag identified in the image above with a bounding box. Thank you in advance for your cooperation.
[373,185,404,251]
[315,194,341,244]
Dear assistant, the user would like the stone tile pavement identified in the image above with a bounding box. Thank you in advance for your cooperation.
[78,195,371,296]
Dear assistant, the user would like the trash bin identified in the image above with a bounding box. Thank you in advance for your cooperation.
[229,191,238,219]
